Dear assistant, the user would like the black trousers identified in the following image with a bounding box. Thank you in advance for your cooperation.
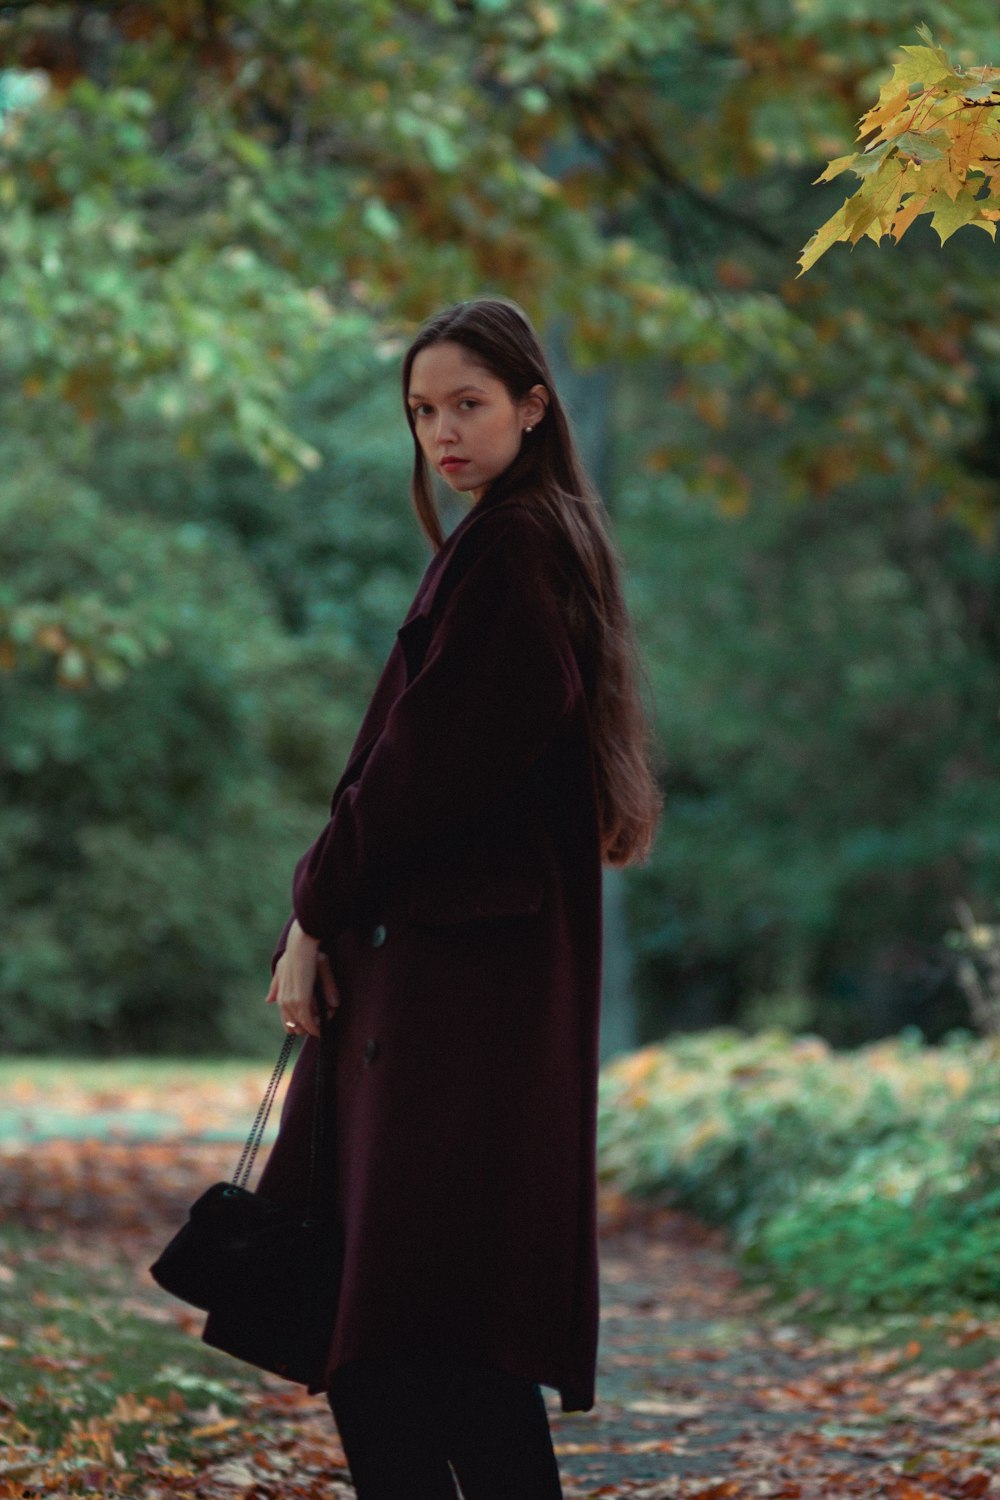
[326,1351,565,1499]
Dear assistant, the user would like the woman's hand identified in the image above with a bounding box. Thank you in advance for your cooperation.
[266,919,341,1038]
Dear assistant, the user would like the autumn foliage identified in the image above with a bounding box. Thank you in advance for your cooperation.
[801,27,1000,272]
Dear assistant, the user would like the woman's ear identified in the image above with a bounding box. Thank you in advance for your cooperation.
[522,383,550,430]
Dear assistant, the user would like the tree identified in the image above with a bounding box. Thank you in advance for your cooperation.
[3,0,1000,1049]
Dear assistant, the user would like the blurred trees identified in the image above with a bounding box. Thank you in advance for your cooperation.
[619,455,1000,1044]
[1,353,424,1052]
[2,1,999,1051]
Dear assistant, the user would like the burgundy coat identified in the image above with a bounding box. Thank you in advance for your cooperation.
[256,481,604,1413]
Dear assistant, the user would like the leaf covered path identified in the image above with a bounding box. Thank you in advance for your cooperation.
[1,1069,999,1498]
[563,1207,1000,1497]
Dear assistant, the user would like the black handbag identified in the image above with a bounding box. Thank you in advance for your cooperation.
[149,1006,341,1386]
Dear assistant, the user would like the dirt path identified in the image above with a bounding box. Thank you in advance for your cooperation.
[555,1207,1000,1499]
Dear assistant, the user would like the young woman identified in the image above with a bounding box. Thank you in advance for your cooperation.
[258,298,661,1499]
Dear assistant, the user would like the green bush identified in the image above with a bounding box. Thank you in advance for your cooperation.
[598,1027,1000,1315]
[0,471,320,1054]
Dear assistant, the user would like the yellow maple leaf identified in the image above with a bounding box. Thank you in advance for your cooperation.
[859,85,913,143]
[890,190,931,242]
[801,26,1000,269]
[797,202,850,276]
[929,189,981,244]
[814,152,858,184]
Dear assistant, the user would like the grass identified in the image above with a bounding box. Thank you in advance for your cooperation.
[0,1219,269,1486]
[0,1066,290,1493]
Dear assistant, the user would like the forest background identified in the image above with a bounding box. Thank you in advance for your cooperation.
[3,0,1000,1059]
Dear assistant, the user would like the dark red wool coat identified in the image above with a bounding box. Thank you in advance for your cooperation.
[256,481,604,1414]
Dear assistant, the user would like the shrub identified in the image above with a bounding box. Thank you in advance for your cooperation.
[598,1027,1000,1315]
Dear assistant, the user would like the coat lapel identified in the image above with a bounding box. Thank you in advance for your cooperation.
[327,493,525,814]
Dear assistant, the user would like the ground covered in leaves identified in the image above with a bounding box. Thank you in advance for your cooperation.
[1,1063,999,1498]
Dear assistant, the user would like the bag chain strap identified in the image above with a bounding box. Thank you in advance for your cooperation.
[230,990,335,1218]
[231,1032,297,1191]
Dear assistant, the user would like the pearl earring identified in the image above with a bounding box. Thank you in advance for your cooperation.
[525,425,533,433]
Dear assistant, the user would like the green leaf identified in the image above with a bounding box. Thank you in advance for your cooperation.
[853,141,893,178]
[56,647,87,684]
[424,123,460,172]
[890,47,957,92]
[960,80,1000,103]
[929,191,981,245]
[891,130,946,163]
[844,159,906,242]
[843,193,884,244]
[361,198,401,241]
[224,132,271,172]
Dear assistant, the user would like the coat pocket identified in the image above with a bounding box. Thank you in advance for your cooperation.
[406,868,546,927]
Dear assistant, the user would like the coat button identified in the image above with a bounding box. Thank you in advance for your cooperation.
[363,1038,379,1064]
[371,923,387,947]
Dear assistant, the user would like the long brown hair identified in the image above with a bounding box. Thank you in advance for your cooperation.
[401,297,662,867]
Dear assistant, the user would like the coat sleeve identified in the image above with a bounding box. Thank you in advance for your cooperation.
[288,509,581,948]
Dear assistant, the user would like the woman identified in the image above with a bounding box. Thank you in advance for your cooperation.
[259,297,661,1498]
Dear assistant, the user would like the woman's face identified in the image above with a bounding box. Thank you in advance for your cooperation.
[407,341,544,502]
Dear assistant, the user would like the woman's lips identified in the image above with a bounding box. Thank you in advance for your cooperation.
[440,458,469,471]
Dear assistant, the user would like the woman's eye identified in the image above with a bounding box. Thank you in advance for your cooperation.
[410,399,478,416]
